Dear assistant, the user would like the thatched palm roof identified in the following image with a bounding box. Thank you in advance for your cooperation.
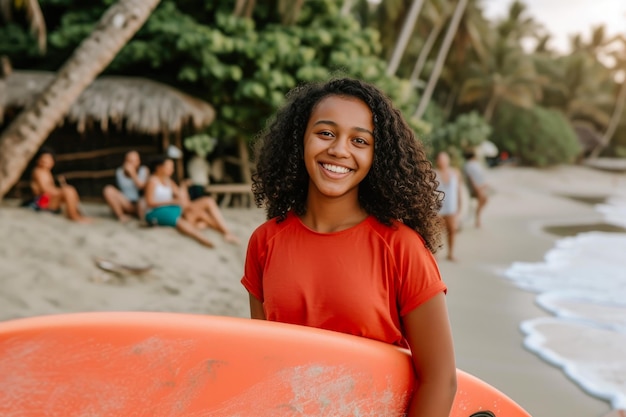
[1,70,215,136]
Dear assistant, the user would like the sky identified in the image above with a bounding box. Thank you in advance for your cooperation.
[482,0,626,53]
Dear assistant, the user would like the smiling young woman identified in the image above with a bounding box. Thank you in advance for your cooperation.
[242,78,455,417]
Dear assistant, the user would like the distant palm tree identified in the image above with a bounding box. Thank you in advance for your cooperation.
[0,0,161,198]
[458,43,543,121]
[413,0,469,120]
[457,1,544,121]
[590,37,626,158]
[386,0,426,76]
[409,0,451,86]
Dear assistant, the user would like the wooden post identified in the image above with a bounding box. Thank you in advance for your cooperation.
[174,130,184,184]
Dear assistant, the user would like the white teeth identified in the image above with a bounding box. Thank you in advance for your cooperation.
[322,163,351,174]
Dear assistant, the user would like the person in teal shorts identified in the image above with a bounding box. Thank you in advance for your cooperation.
[143,155,214,247]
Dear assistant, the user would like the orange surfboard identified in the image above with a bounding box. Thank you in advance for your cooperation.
[0,312,530,416]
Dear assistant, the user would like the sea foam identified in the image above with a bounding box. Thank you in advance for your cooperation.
[504,198,626,409]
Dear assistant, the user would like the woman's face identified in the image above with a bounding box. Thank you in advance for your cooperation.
[125,151,140,168]
[158,159,174,177]
[37,153,55,169]
[436,152,450,169]
[302,95,374,201]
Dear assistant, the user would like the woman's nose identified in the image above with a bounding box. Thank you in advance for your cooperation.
[328,137,350,157]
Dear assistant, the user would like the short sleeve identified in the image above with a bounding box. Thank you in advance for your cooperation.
[395,233,446,316]
[241,229,265,301]
[138,166,149,183]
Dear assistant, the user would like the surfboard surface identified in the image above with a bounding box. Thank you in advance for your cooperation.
[0,312,530,417]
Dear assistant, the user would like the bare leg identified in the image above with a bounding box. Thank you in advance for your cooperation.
[175,218,214,248]
[61,185,92,223]
[442,215,457,261]
[189,197,239,244]
[474,187,488,228]
[103,185,133,222]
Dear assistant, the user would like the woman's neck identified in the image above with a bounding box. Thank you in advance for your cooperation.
[301,195,368,233]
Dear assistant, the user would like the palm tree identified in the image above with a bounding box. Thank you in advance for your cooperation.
[457,1,544,122]
[0,0,160,198]
[458,42,543,121]
[386,0,426,76]
[590,37,626,158]
[408,0,451,86]
[413,0,469,120]
[0,0,46,52]
[234,0,256,18]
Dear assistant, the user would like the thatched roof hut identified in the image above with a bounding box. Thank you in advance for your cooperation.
[1,70,216,199]
[1,70,215,135]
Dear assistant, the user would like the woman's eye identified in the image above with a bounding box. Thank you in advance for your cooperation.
[318,131,334,137]
[353,138,368,145]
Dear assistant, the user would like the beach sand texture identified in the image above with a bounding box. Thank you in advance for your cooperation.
[1,164,624,417]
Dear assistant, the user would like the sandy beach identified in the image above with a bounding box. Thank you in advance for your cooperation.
[1,164,624,417]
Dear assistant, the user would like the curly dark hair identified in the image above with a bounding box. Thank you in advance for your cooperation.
[252,77,442,252]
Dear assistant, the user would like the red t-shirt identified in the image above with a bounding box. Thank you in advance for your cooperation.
[241,211,446,347]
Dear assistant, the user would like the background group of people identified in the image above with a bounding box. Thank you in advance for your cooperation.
[434,149,490,262]
[29,148,239,248]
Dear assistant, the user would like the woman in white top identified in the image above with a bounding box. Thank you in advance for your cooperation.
[435,152,462,261]
[144,156,214,248]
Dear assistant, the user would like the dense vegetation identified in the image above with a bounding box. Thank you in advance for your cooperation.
[2,0,625,166]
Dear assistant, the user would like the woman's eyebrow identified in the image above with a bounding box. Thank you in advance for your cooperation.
[312,120,374,136]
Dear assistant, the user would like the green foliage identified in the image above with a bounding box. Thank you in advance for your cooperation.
[4,0,419,146]
[427,111,492,162]
[490,103,581,166]
[0,23,42,58]
[123,0,417,144]
[184,134,217,159]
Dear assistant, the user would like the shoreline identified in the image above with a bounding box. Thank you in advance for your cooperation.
[440,164,624,417]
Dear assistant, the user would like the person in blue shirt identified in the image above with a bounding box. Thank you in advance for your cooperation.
[103,150,149,222]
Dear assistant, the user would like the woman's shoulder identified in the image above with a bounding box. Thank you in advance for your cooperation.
[367,217,427,245]
[251,212,298,240]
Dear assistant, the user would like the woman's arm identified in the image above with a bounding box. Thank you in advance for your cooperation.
[455,169,462,215]
[249,293,266,320]
[404,292,457,417]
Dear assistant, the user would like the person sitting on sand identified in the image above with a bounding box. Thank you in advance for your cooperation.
[102,150,149,222]
[30,147,92,223]
[435,151,462,261]
[143,155,214,248]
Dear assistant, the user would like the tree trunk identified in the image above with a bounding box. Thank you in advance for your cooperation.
[413,0,469,120]
[483,91,499,123]
[589,79,626,158]
[409,19,444,86]
[0,0,160,199]
[386,0,426,76]
[340,0,355,16]
[234,0,256,18]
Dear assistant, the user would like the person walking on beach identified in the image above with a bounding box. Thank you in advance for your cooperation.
[143,155,215,248]
[435,151,462,261]
[463,149,489,228]
[30,147,92,223]
[241,78,456,417]
[102,150,149,222]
